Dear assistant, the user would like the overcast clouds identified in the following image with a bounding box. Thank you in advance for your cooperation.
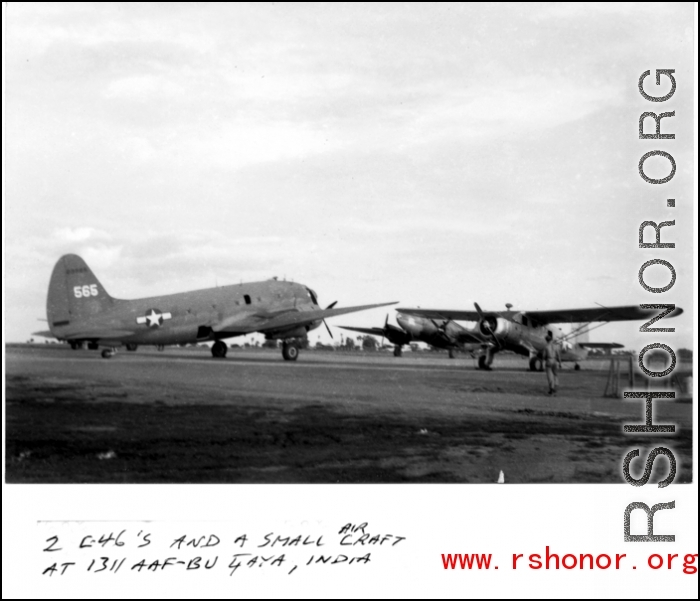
[4,2,695,349]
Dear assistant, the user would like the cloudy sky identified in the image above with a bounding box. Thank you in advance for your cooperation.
[4,2,695,350]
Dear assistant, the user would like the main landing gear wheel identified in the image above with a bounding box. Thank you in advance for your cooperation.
[69,341,80,350]
[126,343,138,351]
[393,346,403,357]
[211,340,228,359]
[282,342,299,361]
[101,349,115,359]
[574,363,581,371]
[529,357,543,372]
[156,344,165,351]
[448,349,456,359]
[87,341,99,350]
[478,355,492,371]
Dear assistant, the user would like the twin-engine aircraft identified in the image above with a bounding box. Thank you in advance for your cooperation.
[340,313,481,359]
[343,303,682,371]
[33,254,396,359]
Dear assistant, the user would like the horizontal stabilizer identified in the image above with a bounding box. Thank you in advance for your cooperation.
[338,325,388,336]
[32,330,54,338]
[579,342,624,349]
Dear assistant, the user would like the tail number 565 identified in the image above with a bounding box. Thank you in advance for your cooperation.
[74,284,98,298]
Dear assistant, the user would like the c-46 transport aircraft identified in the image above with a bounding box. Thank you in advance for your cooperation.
[33,254,397,359]
[350,303,682,371]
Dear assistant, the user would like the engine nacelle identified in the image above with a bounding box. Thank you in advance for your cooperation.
[479,316,511,337]
[265,324,315,340]
[479,316,520,346]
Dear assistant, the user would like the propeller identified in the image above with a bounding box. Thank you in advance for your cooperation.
[323,301,337,339]
[474,302,501,349]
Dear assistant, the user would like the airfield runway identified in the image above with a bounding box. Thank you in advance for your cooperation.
[5,344,693,484]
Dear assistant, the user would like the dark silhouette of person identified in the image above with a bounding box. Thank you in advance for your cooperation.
[543,330,562,395]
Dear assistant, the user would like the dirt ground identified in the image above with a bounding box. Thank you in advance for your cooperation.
[4,344,693,484]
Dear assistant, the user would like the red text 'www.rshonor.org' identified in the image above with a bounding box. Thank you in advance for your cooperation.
[441,549,698,573]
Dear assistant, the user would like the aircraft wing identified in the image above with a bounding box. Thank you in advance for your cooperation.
[455,330,487,344]
[63,329,136,339]
[32,328,136,339]
[398,305,683,324]
[525,305,683,324]
[397,308,481,321]
[213,302,398,334]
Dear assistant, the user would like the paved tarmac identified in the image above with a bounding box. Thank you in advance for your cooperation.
[5,344,693,483]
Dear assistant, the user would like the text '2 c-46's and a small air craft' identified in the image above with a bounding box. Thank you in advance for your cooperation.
[340,302,683,371]
[33,254,397,359]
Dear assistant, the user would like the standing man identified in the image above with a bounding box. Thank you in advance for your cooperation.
[543,330,562,395]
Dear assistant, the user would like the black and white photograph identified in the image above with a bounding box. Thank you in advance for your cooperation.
[3,2,697,598]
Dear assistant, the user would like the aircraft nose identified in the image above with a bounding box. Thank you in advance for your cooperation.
[396,312,418,334]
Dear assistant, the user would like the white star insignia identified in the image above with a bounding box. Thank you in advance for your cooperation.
[136,308,172,328]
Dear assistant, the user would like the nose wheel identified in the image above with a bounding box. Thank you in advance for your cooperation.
[101,348,116,359]
[211,340,228,358]
[282,342,299,361]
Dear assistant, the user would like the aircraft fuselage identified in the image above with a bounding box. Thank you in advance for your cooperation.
[50,279,321,346]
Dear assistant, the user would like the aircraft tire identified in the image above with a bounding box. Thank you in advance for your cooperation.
[87,341,99,350]
[574,363,581,371]
[478,355,493,371]
[70,341,79,350]
[393,346,403,357]
[211,341,227,359]
[101,349,114,359]
[156,344,166,352]
[126,343,138,351]
[448,349,455,359]
[282,342,299,361]
[529,357,543,372]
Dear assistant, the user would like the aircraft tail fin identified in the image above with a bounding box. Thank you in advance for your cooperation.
[47,254,115,331]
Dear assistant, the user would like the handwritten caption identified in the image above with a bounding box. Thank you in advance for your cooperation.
[40,521,406,577]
